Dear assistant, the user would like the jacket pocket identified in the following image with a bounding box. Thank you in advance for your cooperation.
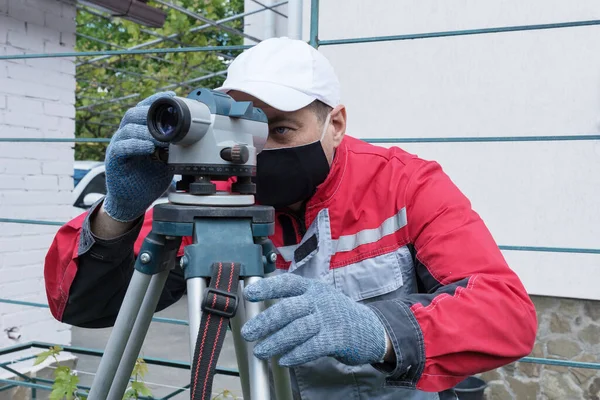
[332,246,413,302]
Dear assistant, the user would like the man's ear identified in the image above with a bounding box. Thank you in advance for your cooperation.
[329,104,346,146]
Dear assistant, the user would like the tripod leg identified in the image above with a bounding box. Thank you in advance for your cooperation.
[187,277,207,359]
[87,270,152,400]
[106,269,171,400]
[244,276,271,400]
[266,300,294,400]
[229,280,251,400]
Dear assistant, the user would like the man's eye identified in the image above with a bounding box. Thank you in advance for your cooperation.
[273,127,290,135]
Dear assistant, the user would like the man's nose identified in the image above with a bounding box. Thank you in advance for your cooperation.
[263,136,278,150]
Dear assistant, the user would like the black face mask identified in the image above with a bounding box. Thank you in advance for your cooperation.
[254,141,330,209]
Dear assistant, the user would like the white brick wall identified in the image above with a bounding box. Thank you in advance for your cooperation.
[0,0,76,351]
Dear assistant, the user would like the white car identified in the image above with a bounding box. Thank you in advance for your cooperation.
[73,161,175,210]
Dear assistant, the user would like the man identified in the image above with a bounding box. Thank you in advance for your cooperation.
[44,37,537,399]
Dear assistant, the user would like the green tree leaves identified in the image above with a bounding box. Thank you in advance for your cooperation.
[75,0,245,161]
[33,345,63,366]
[33,346,239,399]
[33,346,84,400]
[49,366,81,400]
[123,358,152,399]
[33,346,152,400]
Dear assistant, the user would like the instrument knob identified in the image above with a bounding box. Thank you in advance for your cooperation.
[220,145,249,164]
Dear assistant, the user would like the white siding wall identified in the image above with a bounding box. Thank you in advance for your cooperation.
[0,0,76,350]
[244,0,600,301]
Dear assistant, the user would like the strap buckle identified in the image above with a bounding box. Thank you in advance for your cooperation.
[201,288,239,318]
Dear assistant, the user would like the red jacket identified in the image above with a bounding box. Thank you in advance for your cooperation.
[44,135,537,396]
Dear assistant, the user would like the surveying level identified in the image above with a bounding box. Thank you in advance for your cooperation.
[87,89,293,400]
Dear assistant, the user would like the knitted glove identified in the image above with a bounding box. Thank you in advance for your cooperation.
[241,273,388,367]
[103,91,176,222]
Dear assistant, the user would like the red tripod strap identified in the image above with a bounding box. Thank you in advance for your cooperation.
[190,262,241,400]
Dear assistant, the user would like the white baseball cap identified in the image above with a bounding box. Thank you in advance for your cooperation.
[214,37,341,112]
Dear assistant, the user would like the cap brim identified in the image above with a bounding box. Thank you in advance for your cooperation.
[214,81,316,112]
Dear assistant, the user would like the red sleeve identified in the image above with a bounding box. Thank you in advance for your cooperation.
[368,159,537,392]
[43,211,87,321]
[406,159,537,390]
[44,177,234,324]
[44,207,155,321]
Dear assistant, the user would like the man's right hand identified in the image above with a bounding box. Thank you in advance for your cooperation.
[101,91,176,224]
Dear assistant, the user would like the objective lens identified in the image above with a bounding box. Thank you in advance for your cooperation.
[156,105,179,137]
[147,96,191,143]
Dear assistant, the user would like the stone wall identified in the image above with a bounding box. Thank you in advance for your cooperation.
[480,295,600,399]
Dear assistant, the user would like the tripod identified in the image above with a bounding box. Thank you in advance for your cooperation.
[86,192,294,400]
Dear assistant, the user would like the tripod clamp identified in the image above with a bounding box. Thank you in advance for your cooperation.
[202,287,239,318]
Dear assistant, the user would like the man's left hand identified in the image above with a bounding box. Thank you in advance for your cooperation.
[241,273,389,367]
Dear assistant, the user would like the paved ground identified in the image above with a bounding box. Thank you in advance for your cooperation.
[71,295,243,399]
